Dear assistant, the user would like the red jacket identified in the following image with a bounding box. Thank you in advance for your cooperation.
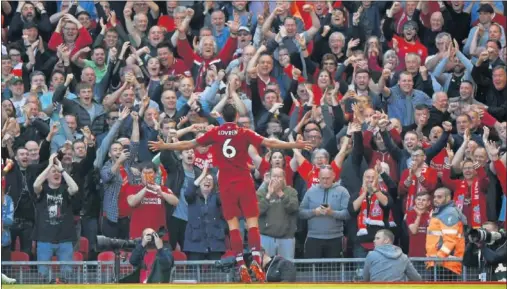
[399,166,438,212]
[48,27,93,57]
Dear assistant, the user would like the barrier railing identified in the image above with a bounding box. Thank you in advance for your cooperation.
[0,258,489,284]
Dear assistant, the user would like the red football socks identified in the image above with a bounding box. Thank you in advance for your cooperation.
[229,229,245,267]
[248,227,262,265]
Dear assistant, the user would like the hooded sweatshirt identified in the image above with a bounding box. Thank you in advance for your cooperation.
[363,244,422,282]
[299,183,350,239]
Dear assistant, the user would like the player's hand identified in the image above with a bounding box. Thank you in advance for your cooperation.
[148,137,167,152]
[295,140,313,151]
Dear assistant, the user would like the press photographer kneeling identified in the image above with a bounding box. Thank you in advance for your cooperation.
[463,222,507,281]
[124,228,174,283]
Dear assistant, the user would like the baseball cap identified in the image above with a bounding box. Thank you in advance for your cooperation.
[477,4,494,13]
[403,20,419,31]
[23,21,38,30]
[9,76,23,85]
[238,26,250,33]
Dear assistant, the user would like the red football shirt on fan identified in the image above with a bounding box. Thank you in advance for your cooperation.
[126,184,170,240]
[297,160,342,188]
[196,123,264,184]
[258,156,294,187]
[194,149,214,170]
[405,210,430,257]
[389,34,428,64]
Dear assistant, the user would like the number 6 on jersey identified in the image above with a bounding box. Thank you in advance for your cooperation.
[222,138,237,158]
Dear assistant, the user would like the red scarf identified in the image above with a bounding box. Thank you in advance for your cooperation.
[357,183,396,236]
[454,178,482,229]
[406,164,432,212]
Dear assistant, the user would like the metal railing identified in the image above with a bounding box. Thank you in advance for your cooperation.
[0,258,487,284]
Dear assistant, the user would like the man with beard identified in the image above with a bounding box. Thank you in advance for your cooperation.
[8,1,52,42]
[448,81,485,118]
[72,46,108,84]
[433,39,474,99]
[383,3,428,63]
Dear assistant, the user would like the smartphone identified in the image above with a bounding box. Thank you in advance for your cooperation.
[123,144,130,152]
[144,172,155,185]
[344,98,357,113]
[321,204,329,208]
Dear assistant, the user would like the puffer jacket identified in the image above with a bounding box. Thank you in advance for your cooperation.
[426,201,466,275]
[183,184,226,254]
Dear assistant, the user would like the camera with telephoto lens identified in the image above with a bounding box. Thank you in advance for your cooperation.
[469,228,506,244]
[215,253,253,272]
[96,227,167,251]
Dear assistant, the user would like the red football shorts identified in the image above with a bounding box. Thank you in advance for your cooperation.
[219,178,259,220]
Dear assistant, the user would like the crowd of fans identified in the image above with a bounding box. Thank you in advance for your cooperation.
[1,0,507,283]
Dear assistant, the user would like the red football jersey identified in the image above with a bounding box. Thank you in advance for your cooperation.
[196,123,264,183]
[126,184,170,240]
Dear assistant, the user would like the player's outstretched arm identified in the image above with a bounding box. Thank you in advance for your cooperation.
[148,139,199,151]
[262,138,313,151]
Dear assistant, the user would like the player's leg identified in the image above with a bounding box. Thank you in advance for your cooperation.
[240,183,265,282]
[220,189,251,283]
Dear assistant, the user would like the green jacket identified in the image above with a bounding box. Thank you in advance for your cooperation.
[257,186,299,239]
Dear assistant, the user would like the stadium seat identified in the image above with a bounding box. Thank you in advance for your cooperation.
[73,252,84,261]
[10,251,30,271]
[172,251,187,261]
[97,251,115,272]
[79,237,89,260]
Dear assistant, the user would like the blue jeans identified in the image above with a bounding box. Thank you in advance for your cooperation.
[37,242,73,277]
[260,235,295,259]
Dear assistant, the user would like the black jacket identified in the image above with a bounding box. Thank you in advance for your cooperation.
[160,150,202,221]
[264,256,297,282]
[121,243,174,283]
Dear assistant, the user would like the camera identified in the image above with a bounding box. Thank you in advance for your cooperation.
[469,229,506,244]
[215,253,253,272]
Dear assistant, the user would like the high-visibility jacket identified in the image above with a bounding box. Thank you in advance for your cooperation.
[426,201,466,275]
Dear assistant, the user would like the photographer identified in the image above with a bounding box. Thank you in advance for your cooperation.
[259,247,297,282]
[125,228,174,284]
[463,222,507,281]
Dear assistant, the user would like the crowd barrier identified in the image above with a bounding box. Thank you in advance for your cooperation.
[1,258,488,284]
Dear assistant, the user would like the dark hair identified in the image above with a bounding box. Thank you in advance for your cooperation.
[93,45,106,53]
[50,70,65,80]
[487,39,502,50]
[140,161,157,172]
[263,89,278,98]
[156,41,174,53]
[222,103,238,122]
[461,80,474,87]
[414,104,429,111]
[355,68,370,77]
[268,150,286,167]
[63,113,77,121]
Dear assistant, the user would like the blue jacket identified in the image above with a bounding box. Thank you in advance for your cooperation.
[2,195,14,247]
[183,184,227,254]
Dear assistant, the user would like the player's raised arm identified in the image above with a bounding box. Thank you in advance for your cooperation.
[261,138,313,151]
[149,139,199,151]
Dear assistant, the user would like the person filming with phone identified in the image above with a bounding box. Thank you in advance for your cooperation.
[126,228,174,284]
[299,166,350,258]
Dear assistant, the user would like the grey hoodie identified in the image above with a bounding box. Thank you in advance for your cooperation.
[363,244,422,282]
[299,183,350,239]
